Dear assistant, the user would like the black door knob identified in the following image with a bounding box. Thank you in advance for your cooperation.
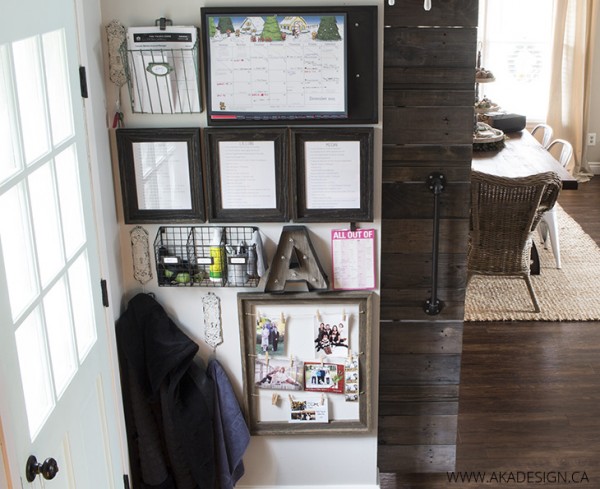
[25,455,59,482]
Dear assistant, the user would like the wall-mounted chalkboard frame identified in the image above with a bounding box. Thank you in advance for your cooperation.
[200,6,378,126]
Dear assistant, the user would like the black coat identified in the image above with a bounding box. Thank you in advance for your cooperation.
[116,293,215,489]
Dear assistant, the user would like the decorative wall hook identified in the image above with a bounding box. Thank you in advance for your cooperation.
[424,0,432,11]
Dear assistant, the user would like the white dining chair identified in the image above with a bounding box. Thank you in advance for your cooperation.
[537,138,574,268]
[531,123,554,149]
[547,139,574,170]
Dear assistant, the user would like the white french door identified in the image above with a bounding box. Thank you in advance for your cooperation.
[0,0,123,487]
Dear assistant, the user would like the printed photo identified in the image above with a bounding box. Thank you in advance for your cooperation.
[255,314,286,356]
[303,362,345,394]
[255,357,302,391]
[314,318,349,357]
[289,398,329,423]
[344,353,359,402]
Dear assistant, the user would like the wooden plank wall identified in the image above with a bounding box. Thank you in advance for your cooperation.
[378,0,478,473]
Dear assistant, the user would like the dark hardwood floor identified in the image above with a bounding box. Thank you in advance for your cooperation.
[381,177,600,488]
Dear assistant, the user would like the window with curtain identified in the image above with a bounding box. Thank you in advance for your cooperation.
[477,0,555,122]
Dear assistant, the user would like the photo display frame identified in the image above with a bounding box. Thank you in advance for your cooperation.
[200,6,378,126]
[116,128,204,223]
[291,128,374,222]
[204,128,289,222]
[238,291,373,435]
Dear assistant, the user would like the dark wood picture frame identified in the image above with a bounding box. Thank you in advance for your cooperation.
[237,291,373,435]
[116,127,204,223]
[204,128,289,222]
[291,128,374,222]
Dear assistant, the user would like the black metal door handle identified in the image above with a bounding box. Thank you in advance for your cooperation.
[423,172,446,315]
[26,455,59,482]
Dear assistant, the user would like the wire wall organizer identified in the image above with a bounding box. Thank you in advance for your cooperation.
[122,37,202,114]
[154,226,261,287]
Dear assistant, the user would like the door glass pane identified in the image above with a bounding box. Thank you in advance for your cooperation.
[0,183,38,320]
[55,144,86,258]
[12,36,50,164]
[68,252,97,361]
[44,277,77,397]
[15,308,55,439]
[0,44,22,184]
[29,161,65,286]
[42,29,74,145]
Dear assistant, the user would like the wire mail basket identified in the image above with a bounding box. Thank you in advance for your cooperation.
[123,39,202,114]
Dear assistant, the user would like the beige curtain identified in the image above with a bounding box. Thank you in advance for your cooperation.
[546,0,598,180]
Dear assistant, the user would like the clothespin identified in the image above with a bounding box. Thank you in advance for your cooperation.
[280,311,285,324]
[288,394,294,403]
[320,393,325,406]
[342,308,346,322]
[316,309,322,322]
[272,393,280,406]
[348,350,353,362]
[321,357,324,366]
[289,355,294,368]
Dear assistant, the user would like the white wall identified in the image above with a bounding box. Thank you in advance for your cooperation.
[98,0,383,487]
[584,6,600,172]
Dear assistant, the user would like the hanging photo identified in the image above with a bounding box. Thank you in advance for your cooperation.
[289,398,329,423]
[303,362,345,394]
[314,317,349,357]
[255,314,286,356]
[255,357,302,391]
[344,353,359,402]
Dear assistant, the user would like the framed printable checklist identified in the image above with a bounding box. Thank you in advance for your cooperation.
[291,128,374,222]
[204,128,289,222]
[116,128,204,223]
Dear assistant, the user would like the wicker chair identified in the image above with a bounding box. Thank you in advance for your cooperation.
[467,171,562,312]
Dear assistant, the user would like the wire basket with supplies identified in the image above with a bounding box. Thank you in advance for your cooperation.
[154,226,263,287]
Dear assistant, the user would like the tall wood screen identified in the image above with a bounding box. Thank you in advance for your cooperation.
[378,0,478,473]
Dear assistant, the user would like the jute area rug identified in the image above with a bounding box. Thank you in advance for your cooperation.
[465,204,600,322]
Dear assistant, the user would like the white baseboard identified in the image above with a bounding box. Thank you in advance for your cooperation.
[588,161,600,174]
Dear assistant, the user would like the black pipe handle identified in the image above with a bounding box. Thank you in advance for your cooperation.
[423,172,446,315]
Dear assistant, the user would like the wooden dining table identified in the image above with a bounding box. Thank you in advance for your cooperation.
[472,129,578,190]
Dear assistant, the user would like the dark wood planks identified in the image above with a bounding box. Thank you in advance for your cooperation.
[378,0,478,475]
[380,178,600,487]
[384,0,478,28]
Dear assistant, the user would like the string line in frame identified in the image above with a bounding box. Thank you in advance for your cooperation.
[247,351,364,357]
[244,310,365,317]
